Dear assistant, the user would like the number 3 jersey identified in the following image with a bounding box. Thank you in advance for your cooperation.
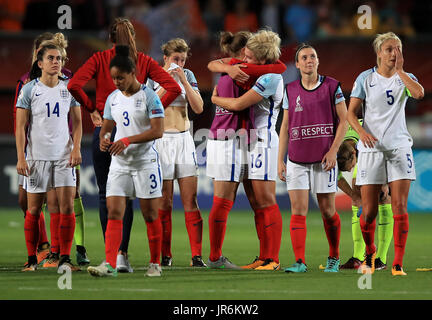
[350,67,417,152]
[103,84,165,170]
[16,78,80,161]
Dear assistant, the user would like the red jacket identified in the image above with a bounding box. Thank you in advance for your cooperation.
[67,47,181,115]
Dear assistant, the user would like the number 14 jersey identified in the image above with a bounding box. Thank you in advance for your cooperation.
[16,78,80,161]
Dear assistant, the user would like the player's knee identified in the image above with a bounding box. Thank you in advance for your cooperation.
[143,208,158,222]
[391,200,407,215]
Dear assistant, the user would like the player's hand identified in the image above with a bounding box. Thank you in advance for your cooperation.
[100,134,112,152]
[380,184,390,202]
[170,67,187,84]
[211,85,219,103]
[69,148,82,167]
[108,139,128,156]
[16,159,29,177]
[227,64,249,83]
[90,110,103,127]
[322,149,337,171]
[278,160,287,182]
[359,131,378,148]
[395,46,404,72]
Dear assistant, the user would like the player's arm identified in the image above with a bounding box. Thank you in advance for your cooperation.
[337,176,353,198]
[211,85,262,111]
[99,119,115,152]
[322,100,348,171]
[347,97,377,148]
[16,108,29,176]
[240,60,287,76]
[395,47,424,100]
[69,105,82,167]
[207,58,249,83]
[278,109,289,182]
[67,55,98,113]
[146,57,181,107]
[175,69,203,114]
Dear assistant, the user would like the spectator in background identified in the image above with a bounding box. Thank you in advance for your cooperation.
[224,0,258,33]
[260,0,281,35]
[316,0,339,38]
[202,0,226,40]
[284,0,316,43]
[0,0,27,31]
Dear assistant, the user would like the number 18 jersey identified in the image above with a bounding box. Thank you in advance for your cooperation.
[350,67,417,152]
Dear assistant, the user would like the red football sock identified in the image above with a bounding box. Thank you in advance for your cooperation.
[393,213,409,267]
[158,209,172,258]
[184,210,203,257]
[146,218,162,264]
[261,204,283,263]
[49,212,60,254]
[323,212,341,259]
[105,219,123,268]
[208,196,233,262]
[290,214,307,264]
[24,212,39,257]
[360,215,377,255]
[253,209,265,261]
[59,213,75,256]
[38,212,49,247]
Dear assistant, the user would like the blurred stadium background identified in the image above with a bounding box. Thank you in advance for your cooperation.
[0,0,431,213]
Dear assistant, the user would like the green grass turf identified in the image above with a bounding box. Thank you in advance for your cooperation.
[0,208,431,300]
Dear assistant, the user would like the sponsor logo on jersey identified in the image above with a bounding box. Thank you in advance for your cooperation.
[215,105,232,115]
[290,124,333,140]
[295,95,303,112]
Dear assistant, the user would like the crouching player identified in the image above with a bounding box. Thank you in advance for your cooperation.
[16,42,82,272]
[87,45,164,277]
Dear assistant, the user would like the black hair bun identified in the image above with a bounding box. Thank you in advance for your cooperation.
[115,45,129,57]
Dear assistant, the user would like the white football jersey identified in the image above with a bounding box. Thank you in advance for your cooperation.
[251,73,284,147]
[103,84,165,170]
[351,67,417,152]
[16,78,80,160]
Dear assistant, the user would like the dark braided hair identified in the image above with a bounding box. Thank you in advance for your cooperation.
[110,45,135,73]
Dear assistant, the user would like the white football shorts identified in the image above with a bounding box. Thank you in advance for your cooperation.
[155,131,198,180]
[24,159,76,193]
[106,164,162,199]
[285,158,338,193]
[206,137,248,182]
[356,147,416,185]
[247,137,278,181]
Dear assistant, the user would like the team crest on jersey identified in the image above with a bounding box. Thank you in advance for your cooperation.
[60,89,69,99]
[295,95,303,112]
[135,98,143,108]
[396,78,404,86]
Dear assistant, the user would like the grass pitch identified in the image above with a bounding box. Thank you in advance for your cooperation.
[0,208,431,301]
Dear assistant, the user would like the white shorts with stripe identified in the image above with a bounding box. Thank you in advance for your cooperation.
[285,158,338,193]
[247,137,278,181]
[106,163,162,199]
[155,131,198,180]
[206,137,248,182]
[24,159,76,193]
[356,147,416,185]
